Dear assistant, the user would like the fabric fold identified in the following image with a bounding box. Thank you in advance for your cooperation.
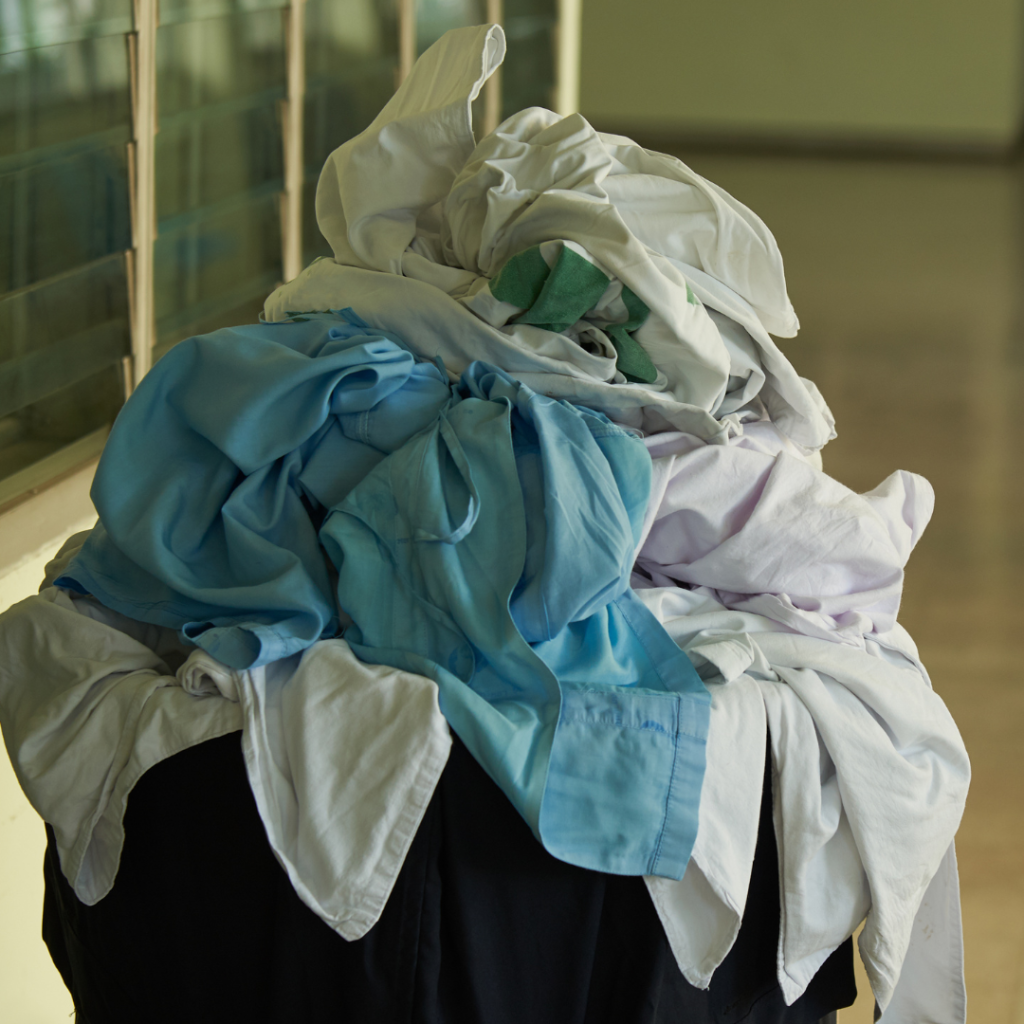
[637,584,969,1014]
[325,362,711,876]
[270,24,836,451]
[51,309,713,880]
[635,431,934,644]
[0,25,971,1024]
[59,315,451,668]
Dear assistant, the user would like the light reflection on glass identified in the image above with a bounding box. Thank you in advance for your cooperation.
[0,19,132,484]
[303,0,398,266]
[0,0,133,56]
[154,8,286,350]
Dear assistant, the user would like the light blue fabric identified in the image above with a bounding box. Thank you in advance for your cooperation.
[60,312,710,877]
[60,312,451,668]
[324,364,710,877]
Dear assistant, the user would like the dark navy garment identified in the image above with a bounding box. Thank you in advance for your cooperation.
[42,732,856,1024]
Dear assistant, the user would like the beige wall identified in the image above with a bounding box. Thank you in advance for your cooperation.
[580,0,1024,149]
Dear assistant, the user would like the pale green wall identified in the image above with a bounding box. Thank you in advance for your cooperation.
[580,0,1024,147]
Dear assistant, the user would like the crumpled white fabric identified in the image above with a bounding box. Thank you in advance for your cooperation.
[637,430,935,644]
[0,536,451,938]
[0,513,969,1024]
[0,24,971,1024]
[637,585,969,1018]
[268,23,835,451]
[0,585,241,903]
[179,641,451,939]
[266,258,732,439]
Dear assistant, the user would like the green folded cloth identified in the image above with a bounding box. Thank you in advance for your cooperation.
[490,245,659,385]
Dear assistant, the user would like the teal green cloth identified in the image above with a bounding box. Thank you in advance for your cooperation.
[490,245,659,385]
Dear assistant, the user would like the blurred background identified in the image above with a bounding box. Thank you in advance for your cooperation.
[1,1,1022,1021]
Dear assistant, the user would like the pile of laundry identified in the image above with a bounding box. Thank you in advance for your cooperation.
[0,24,969,1024]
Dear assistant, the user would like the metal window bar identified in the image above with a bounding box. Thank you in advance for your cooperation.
[281,0,306,283]
[121,0,574,386]
[128,0,158,389]
[483,0,503,136]
[398,0,416,85]
[554,0,581,116]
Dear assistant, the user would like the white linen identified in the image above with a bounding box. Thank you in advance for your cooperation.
[877,842,966,1024]
[265,258,731,439]
[637,431,935,645]
[268,24,835,451]
[0,24,971,1024]
[0,536,451,936]
[1,516,969,1023]
[0,585,241,904]
[180,641,451,940]
[636,585,969,1016]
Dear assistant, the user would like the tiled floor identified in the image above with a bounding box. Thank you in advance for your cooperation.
[1,152,1022,1021]
[674,149,1024,1022]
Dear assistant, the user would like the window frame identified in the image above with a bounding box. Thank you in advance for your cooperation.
[0,0,581,558]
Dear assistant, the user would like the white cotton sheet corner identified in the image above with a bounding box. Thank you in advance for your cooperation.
[645,672,767,990]
[180,641,452,940]
[0,588,242,905]
[876,842,966,1024]
[634,585,969,1022]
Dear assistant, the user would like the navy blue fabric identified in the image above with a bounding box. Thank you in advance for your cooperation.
[41,732,857,1024]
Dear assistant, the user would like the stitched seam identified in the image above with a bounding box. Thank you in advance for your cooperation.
[650,694,681,874]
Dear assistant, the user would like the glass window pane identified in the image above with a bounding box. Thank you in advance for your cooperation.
[0,253,130,371]
[155,8,286,353]
[0,254,128,486]
[158,0,287,28]
[154,190,282,349]
[0,142,132,293]
[157,11,286,119]
[0,0,133,55]
[502,0,556,117]
[0,7,132,500]
[0,35,131,157]
[157,101,284,222]
[304,0,398,179]
[415,0,484,55]
[0,364,123,486]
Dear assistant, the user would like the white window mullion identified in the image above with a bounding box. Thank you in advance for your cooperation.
[554,0,582,116]
[129,0,158,387]
[482,0,503,136]
[282,0,306,283]
[398,0,416,85]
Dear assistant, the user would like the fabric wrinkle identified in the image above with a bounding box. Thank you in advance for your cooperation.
[0,23,970,1024]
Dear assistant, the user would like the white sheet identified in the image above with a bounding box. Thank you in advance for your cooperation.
[268,24,835,451]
